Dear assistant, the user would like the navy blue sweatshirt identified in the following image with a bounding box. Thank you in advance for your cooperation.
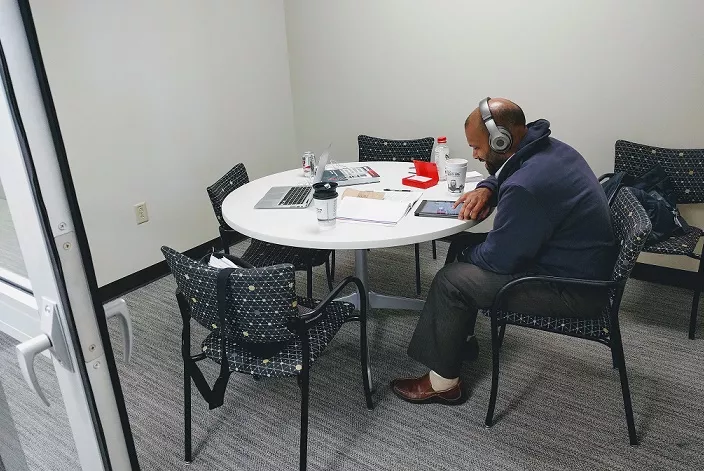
[464,119,615,280]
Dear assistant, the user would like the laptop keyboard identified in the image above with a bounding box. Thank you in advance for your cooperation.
[278,186,311,206]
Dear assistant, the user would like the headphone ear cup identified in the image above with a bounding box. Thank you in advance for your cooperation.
[491,126,512,153]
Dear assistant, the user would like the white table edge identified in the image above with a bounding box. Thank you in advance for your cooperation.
[225,218,479,250]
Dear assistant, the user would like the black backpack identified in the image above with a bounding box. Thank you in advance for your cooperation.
[602,164,690,245]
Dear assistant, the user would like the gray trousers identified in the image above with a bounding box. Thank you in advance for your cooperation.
[408,233,606,378]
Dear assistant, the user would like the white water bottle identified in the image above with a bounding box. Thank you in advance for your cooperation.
[434,136,450,181]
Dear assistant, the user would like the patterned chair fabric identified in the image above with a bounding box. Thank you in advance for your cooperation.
[162,247,355,376]
[615,140,704,204]
[202,297,354,378]
[206,163,331,271]
[614,140,704,258]
[163,246,298,343]
[480,188,652,344]
[644,226,703,257]
[243,239,331,270]
[358,135,434,163]
[207,163,250,230]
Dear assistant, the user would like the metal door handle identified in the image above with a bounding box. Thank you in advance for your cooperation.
[16,334,52,406]
[103,298,133,364]
[15,299,73,406]
[14,298,132,406]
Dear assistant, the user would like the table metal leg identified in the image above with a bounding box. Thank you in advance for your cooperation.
[335,249,426,311]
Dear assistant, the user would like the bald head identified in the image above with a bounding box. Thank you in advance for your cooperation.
[465,98,526,132]
[464,97,528,175]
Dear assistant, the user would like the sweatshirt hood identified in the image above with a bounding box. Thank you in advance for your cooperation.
[498,119,551,184]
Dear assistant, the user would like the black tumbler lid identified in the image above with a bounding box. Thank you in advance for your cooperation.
[313,188,337,200]
[313,181,338,191]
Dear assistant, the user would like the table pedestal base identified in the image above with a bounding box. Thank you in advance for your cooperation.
[335,249,426,311]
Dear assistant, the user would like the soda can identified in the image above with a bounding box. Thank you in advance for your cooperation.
[302,151,315,177]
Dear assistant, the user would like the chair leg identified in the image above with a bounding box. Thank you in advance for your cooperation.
[360,316,374,410]
[610,346,619,369]
[610,319,638,445]
[485,315,502,427]
[432,240,437,259]
[689,256,704,340]
[184,360,192,463]
[299,366,310,471]
[325,258,334,292]
[689,289,700,340]
[220,234,230,255]
[414,243,421,295]
[306,265,313,299]
[498,324,506,348]
[330,251,336,281]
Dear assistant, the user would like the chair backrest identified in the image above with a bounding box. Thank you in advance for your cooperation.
[615,140,704,204]
[207,163,249,229]
[609,187,652,282]
[162,246,298,344]
[358,135,434,163]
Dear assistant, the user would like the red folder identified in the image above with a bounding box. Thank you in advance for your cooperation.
[402,160,439,189]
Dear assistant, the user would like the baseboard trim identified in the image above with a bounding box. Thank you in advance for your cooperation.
[100,247,699,303]
[98,235,245,302]
[630,262,700,291]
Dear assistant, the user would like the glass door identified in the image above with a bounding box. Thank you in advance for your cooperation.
[0,0,137,469]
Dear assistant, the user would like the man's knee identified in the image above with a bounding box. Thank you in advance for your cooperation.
[430,262,511,309]
[430,263,465,295]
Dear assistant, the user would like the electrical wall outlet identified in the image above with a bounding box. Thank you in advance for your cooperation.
[134,202,149,225]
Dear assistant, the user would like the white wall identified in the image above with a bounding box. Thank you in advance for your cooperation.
[31,0,296,285]
[285,0,704,178]
[22,0,704,284]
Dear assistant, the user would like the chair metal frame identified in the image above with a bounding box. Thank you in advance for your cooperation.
[178,274,374,471]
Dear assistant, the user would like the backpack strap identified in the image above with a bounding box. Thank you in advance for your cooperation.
[601,171,627,206]
[183,268,236,410]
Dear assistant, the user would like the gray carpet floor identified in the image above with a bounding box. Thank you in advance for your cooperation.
[0,198,28,278]
[2,240,704,470]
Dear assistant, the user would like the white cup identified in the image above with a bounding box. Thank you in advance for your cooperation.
[313,183,338,229]
[445,158,468,194]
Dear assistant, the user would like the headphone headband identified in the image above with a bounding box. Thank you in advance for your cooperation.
[478,97,512,153]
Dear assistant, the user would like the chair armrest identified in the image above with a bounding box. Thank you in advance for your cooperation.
[598,173,614,183]
[490,275,625,317]
[288,276,367,332]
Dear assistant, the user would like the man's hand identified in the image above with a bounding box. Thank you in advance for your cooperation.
[454,187,493,220]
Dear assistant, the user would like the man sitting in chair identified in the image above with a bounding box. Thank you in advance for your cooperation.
[392,97,616,404]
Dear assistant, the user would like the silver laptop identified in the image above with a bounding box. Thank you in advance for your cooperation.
[254,146,330,209]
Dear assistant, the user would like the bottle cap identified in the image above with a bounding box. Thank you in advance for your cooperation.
[437,136,447,143]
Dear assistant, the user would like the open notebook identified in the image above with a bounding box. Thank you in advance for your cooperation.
[337,189,422,225]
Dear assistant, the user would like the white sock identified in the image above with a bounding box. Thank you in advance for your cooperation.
[429,370,459,391]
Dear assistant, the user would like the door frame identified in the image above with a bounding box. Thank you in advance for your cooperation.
[0,0,139,469]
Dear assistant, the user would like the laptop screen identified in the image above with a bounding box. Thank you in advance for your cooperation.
[312,143,331,183]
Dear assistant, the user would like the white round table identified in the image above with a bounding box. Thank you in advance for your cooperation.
[222,161,487,310]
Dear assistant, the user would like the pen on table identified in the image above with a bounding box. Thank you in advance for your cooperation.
[384,188,411,192]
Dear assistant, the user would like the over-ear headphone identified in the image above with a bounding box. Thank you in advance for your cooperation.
[479,97,512,153]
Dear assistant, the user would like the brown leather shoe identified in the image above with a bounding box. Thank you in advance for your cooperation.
[391,373,465,405]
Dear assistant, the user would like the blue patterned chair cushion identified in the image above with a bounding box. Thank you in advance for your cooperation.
[614,140,704,258]
[207,163,250,229]
[163,246,299,344]
[358,135,434,163]
[207,163,331,269]
[480,188,651,343]
[201,297,356,378]
[243,239,332,271]
[615,140,704,205]
[485,308,612,344]
[644,226,703,257]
